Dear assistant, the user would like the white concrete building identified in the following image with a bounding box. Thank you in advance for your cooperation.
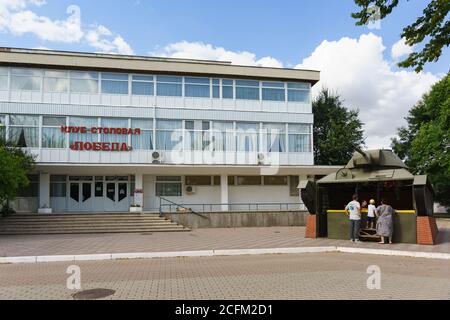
[0,48,338,214]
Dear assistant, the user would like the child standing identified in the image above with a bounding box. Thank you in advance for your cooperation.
[367,199,376,229]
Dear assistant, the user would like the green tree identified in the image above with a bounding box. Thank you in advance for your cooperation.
[392,73,450,207]
[0,138,35,214]
[352,0,450,72]
[313,89,365,165]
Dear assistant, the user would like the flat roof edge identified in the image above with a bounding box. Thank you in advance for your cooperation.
[0,47,320,84]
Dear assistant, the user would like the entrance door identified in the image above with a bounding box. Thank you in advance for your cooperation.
[104,180,129,212]
[68,180,93,212]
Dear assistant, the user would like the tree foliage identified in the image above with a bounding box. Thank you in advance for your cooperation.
[313,89,366,165]
[392,73,450,207]
[352,0,450,72]
[0,138,35,212]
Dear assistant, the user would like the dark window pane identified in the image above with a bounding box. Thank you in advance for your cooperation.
[185,176,211,186]
[95,182,103,197]
[82,183,91,202]
[263,176,288,185]
[118,183,127,202]
[106,183,115,201]
[70,183,79,202]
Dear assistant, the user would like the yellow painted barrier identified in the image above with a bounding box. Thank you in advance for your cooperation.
[327,209,415,214]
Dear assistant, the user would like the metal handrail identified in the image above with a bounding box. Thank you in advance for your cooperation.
[159,200,306,214]
[159,197,209,219]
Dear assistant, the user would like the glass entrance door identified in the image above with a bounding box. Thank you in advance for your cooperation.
[68,176,94,212]
[104,177,129,212]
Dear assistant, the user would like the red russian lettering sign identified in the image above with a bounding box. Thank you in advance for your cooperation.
[62,126,140,152]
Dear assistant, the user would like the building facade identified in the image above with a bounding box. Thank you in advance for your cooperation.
[0,48,338,213]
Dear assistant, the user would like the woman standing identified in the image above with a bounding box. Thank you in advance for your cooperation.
[376,199,394,244]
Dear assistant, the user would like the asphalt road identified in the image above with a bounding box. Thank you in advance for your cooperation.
[0,252,449,300]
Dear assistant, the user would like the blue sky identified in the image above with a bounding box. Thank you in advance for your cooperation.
[0,0,447,148]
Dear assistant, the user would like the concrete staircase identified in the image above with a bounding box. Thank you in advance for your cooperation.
[0,213,190,235]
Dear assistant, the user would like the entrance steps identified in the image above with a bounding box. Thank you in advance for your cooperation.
[0,213,190,235]
[359,228,381,242]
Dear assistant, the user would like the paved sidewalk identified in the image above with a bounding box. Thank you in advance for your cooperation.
[1,219,449,258]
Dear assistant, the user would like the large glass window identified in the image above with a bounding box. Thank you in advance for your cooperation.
[211,121,234,152]
[70,71,99,93]
[131,119,153,150]
[69,117,98,144]
[287,82,310,103]
[236,80,259,100]
[288,124,312,152]
[17,174,39,197]
[236,122,259,152]
[101,118,129,144]
[8,115,39,147]
[0,67,8,90]
[185,77,210,98]
[50,175,67,197]
[184,120,210,151]
[10,68,42,91]
[155,176,182,196]
[222,79,234,99]
[132,75,154,96]
[156,76,182,97]
[156,120,182,150]
[101,73,129,95]
[262,123,286,152]
[212,79,220,98]
[0,114,5,140]
[43,70,69,93]
[42,116,66,148]
[262,82,285,101]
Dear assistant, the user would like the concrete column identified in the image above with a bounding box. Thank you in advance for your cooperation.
[220,174,229,211]
[133,173,144,210]
[38,172,51,214]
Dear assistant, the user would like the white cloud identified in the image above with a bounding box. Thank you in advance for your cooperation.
[85,25,134,55]
[0,0,133,54]
[391,38,414,59]
[296,33,439,149]
[153,41,283,67]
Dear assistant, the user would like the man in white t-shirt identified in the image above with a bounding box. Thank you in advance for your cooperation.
[345,194,361,242]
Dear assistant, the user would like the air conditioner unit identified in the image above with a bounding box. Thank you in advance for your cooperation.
[152,151,163,164]
[185,185,196,195]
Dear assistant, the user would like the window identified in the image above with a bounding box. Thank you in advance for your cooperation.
[185,77,210,98]
[42,116,66,148]
[11,68,42,91]
[43,70,69,93]
[156,120,182,150]
[50,175,67,197]
[222,79,234,99]
[262,123,286,152]
[263,176,288,185]
[288,124,311,152]
[236,122,259,152]
[184,120,210,151]
[101,118,128,144]
[237,176,262,186]
[185,176,212,186]
[17,174,39,197]
[101,73,129,95]
[156,76,182,97]
[131,119,153,150]
[8,115,39,147]
[155,176,182,196]
[211,121,234,152]
[287,82,310,103]
[262,82,285,101]
[132,75,154,96]
[212,79,220,98]
[213,176,235,185]
[69,117,98,144]
[0,67,8,90]
[289,176,300,196]
[236,80,259,100]
[70,71,98,93]
[0,114,5,140]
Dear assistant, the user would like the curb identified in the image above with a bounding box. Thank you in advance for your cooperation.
[0,246,449,264]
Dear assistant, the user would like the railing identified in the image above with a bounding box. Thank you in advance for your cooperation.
[159,198,306,214]
[159,197,209,219]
